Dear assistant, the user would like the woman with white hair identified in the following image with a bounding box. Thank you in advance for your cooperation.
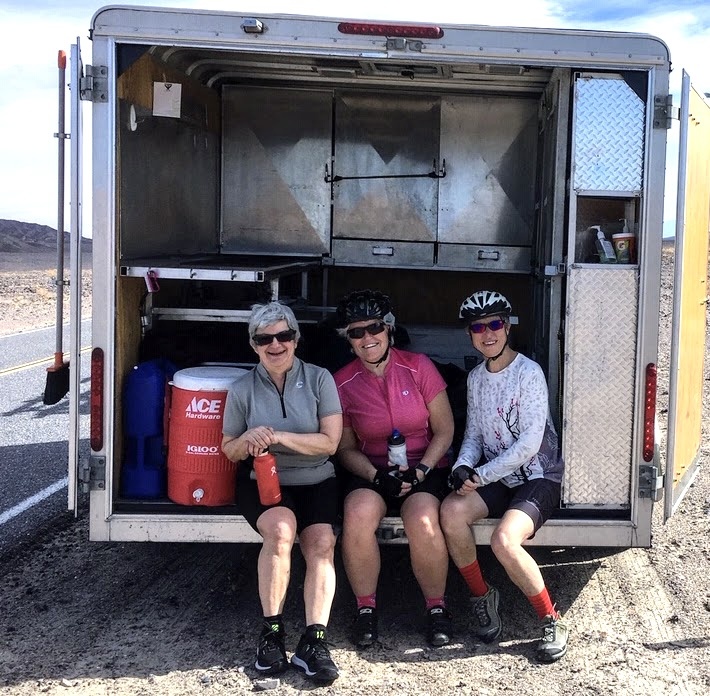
[221,301,343,683]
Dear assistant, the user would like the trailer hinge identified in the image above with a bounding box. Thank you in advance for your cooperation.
[80,455,106,492]
[653,95,674,130]
[80,65,108,102]
[544,262,566,277]
[639,463,663,501]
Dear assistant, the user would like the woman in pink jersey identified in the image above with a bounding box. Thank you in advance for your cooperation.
[333,289,455,648]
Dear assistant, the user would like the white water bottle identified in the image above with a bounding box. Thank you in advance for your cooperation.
[387,429,408,471]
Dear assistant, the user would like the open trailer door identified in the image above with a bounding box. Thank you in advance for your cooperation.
[67,39,85,516]
[665,72,710,521]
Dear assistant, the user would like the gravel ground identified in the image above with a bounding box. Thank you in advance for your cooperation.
[0,244,708,696]
[0,251,92,337]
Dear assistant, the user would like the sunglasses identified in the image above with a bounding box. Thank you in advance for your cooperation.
[252,329,297,346]
[469,318,507,334]
[346,321,387,339]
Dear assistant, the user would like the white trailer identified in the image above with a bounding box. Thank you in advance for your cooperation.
[66,5,710,547]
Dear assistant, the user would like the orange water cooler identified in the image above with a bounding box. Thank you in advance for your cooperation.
[166,366,246,506]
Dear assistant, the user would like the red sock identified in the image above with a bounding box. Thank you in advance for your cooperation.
[528,587,559,620]
[425,596,446,611]
[356,593,377,609]
[459,560,488,597]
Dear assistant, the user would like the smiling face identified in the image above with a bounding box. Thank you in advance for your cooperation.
[468,315,510,360]
[346,319,390,365]
[252,319,297,373]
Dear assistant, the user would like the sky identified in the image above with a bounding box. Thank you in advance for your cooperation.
[0,0,709,237]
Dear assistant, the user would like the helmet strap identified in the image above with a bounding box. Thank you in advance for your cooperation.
[365,342,390,366]
[486,327,510,366]
[364,329,393,367]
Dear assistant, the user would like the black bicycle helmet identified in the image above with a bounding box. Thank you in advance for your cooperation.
[336,289,394,327]
[459,290,512,322]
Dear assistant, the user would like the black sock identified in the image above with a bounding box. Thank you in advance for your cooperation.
[305,623,327,640]
[262,615,284,634]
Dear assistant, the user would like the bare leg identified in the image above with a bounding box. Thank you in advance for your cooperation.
[440,489,489,568]
[490,509,545,596]
[299,523,337,626]
[341,488,386,596]
[256,506,297,616]
[401,492,448,598]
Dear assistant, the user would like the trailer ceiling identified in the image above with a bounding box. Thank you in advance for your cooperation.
[142,45,553,95]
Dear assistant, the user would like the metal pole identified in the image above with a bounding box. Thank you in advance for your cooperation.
[55,50,67,358]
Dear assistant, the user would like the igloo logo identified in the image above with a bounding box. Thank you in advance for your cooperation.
[186,444,219,455]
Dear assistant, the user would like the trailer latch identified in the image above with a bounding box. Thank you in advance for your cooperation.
[80,456,106,492]
[639,463,663,501]
[80,65,108,103]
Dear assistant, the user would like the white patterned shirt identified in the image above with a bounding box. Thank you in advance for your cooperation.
[453,353,564,488]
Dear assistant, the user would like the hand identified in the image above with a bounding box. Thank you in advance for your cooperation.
[398,467,421,488]
[449,465,475,491]
[243,426,277,457]
[373,467,404,497]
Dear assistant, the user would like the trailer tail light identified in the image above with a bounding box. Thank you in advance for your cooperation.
[643,363,657,462]
[90,347,104,452]
[338,22,444,39]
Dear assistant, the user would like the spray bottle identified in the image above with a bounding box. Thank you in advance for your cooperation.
[592,226,617,263]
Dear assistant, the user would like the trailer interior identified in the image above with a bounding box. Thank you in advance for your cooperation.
[106,28,652,541]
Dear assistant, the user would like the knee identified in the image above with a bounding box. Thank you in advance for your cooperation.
[490,527,519,560]
[404,505,442,544]
[259,515,296,551]
[440,497,468,536]
[302,530,336,563]
[343,496,381,536]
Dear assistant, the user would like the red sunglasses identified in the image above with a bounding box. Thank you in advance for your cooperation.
[469,319,506,334]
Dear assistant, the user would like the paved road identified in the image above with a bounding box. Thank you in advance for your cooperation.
[0,322,90,556]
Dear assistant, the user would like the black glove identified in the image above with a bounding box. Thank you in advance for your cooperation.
[373,467,404,497]
[449,465,475,491]
[398,467,420,487]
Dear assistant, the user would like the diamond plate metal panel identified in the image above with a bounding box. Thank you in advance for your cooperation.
[573,76,645,192]
[562,267,638,507]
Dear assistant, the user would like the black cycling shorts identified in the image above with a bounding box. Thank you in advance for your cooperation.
[476,477,561,534]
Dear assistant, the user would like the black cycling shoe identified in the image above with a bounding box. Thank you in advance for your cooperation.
[291,625,339,683]
[426,605,453,646]
[255,620,288,675]
[353,606,378,647]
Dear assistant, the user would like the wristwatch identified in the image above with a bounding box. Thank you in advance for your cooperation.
[416,463,431,477]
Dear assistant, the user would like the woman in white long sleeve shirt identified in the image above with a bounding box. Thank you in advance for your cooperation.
[440,290,569,664]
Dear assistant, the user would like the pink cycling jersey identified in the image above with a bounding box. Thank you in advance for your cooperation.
[334,348,448,469]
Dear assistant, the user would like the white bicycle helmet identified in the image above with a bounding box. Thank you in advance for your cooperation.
[459,290,512,321]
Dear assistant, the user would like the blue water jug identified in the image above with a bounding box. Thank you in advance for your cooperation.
[121,358,176,499]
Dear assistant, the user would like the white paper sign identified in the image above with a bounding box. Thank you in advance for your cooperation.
[152,81,182,118]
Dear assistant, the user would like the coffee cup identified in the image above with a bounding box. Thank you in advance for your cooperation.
[612,232,635,263]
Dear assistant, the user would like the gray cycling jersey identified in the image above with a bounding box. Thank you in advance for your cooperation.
[223,358,342,485]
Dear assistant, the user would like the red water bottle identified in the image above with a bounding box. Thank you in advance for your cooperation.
[254,450,281,505]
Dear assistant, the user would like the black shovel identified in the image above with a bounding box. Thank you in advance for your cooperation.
[44,50,70,406]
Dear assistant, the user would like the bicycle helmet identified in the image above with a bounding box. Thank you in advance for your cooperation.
[459,291,512,322]
[336,289,394,327]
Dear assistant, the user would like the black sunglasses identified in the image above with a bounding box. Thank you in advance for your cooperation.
[252,329,297,346]
[346,321,387,339]
[469,318,506,334]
